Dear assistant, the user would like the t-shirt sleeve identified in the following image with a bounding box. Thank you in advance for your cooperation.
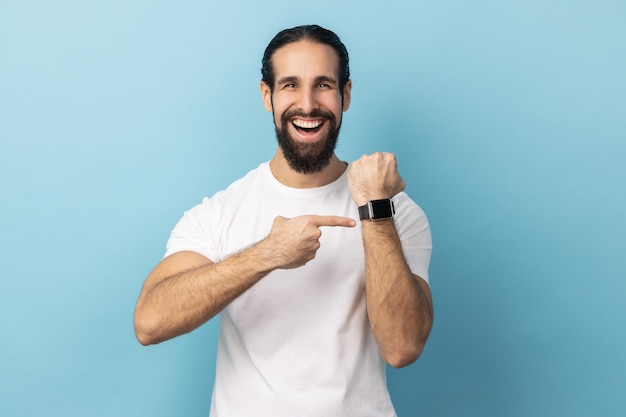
[394,193,433,284]
[163,197,220,262]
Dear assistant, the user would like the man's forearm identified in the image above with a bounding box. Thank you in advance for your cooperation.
[135,214,355,346]
[135,242,277,345]
[361,220,433,368]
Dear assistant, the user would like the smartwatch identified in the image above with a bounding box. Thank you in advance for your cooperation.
[358,199,395,221]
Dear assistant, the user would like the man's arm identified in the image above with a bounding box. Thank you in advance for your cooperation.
[348,152,433,368]
[133,215,355,346]
[361,221,433,368]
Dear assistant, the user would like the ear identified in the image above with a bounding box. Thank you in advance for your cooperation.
[342,79,352,112]
[260,81,273,112]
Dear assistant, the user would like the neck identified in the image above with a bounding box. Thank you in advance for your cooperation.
[269,151,347,188]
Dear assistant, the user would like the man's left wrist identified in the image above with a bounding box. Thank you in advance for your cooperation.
[358,199,395,221]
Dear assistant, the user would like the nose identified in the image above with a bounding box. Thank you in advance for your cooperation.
[297,87,318,114]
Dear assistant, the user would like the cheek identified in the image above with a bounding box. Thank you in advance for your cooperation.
[270,97,287,121]
[274,112,283,127]
[323,95,344,114]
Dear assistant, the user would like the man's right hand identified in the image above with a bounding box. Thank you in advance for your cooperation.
[135,214,355,345]
[263,215,356,269]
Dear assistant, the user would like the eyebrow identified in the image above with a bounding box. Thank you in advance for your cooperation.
[276,76,300,85]
[314,76,338,85]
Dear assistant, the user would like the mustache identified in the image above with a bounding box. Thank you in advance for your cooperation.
[281,108,335,122]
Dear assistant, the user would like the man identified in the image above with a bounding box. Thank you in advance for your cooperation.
[134,24,433,417]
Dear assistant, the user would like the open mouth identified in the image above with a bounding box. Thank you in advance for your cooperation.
[292,119,324,134]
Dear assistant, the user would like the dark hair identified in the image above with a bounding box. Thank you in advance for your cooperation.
[261,24,350,92]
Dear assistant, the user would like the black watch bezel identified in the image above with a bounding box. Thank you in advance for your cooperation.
[358,199,395,221]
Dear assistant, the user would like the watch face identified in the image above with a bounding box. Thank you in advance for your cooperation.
[371,199,394,219]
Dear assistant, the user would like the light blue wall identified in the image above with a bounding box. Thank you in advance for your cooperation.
[1,1,624,416]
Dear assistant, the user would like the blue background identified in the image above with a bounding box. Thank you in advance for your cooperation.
[1,1,625,416]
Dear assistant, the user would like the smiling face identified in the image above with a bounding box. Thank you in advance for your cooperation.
[261,40,352,174]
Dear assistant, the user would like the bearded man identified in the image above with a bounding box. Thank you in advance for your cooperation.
[134,24,433,417]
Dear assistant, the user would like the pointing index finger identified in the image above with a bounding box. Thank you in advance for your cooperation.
[311,215,356,228]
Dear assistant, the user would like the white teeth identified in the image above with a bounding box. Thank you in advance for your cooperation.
[293,119,322,129]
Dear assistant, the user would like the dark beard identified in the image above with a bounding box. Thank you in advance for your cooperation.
[275,108,341,174]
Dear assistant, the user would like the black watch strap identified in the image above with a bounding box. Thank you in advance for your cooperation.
[358,204,370,220]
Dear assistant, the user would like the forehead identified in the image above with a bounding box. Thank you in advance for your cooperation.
[271,40,340,81]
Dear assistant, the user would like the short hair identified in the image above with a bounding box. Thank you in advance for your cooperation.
[261,24,350,92]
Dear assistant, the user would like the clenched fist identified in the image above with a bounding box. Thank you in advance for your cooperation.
[348,152,406,206]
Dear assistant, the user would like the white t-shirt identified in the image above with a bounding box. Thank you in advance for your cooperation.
[165,162,432,417]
